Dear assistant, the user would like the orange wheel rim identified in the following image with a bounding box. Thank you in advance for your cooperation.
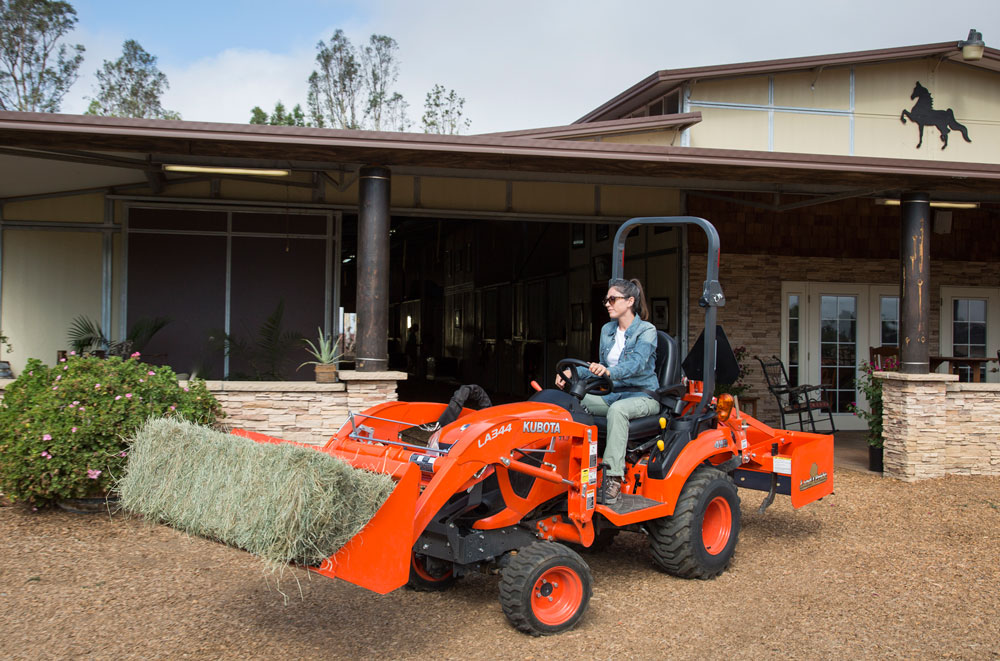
[701,496,732,555]
[411,554,452,582]
[531,566,583,626]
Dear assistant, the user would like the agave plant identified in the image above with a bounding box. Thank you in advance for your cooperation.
[298,327,343,369]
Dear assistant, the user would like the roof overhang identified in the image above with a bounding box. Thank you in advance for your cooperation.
[1,111,999,202]
[577,41,1000,123]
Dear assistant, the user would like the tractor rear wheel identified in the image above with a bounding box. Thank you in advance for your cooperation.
[407,553,457,592]
[499,542,592,636]
[648,465,740,579]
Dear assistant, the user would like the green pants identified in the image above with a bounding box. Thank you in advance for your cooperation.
[581,394,660,477]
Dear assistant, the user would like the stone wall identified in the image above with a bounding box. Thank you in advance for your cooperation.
[877,371,1000,481]
[205,371,406,445]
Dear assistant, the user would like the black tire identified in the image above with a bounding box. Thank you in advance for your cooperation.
[499,542,593,636]
[648,465,740,579]
[407,553,457,592]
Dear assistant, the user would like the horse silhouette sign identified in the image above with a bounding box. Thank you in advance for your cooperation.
[900,81,972,150]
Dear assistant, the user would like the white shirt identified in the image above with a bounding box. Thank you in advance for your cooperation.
[607,327,626,367]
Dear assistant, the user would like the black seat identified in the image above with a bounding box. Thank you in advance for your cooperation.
[592,331,684,446]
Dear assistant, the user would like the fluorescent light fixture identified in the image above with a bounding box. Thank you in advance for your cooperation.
[876,199,980,210]
[162,164,291,177]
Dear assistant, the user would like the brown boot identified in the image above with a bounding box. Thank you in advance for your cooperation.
[602,476,622,504]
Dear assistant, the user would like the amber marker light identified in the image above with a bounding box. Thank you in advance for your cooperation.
[716,393,735,422]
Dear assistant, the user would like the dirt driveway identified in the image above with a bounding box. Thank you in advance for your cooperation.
[2,468,999,660]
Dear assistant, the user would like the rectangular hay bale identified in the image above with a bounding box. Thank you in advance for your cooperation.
[117,418,396,566]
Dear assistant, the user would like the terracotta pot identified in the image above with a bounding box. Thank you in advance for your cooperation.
[314,364,338,383]
[868,445,884,473]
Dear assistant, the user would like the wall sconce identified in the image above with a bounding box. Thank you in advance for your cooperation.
[958,28,985,62]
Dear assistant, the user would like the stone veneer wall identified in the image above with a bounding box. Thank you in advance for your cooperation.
[877,371,1000,481]
[688,253,1000,427]
[205,371,407,445]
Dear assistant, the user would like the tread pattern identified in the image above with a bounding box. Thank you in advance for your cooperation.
[648,465,740,579]
[499,542,592,636]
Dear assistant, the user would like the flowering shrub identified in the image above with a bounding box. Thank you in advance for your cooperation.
[715,345,754,398]
[0,353,223,505]
[847,357,899,449]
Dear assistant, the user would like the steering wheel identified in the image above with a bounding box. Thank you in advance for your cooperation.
[556,358,613,400]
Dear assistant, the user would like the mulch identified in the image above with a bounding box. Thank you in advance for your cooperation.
[2,468,999,660]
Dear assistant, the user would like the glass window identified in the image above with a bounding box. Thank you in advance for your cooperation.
[820,295,857,413]
[788,294,799,386]
[880,296,899,346]
[953,298,988,381]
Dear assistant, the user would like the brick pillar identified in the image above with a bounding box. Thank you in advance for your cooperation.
[876,371,957,481]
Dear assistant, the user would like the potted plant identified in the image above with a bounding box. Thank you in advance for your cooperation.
[298,327,343,383]
[848,357,898,473]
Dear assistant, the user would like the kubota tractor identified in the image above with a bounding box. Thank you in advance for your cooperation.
[238,216,834,636]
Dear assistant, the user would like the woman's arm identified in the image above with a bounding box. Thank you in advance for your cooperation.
[607,326,657,381]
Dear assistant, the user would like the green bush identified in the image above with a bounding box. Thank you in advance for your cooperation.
[847,357,898,449]
[0,353,223,505]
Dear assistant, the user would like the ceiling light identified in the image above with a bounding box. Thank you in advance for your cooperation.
[162,164,291,176]
[876,199,980,209]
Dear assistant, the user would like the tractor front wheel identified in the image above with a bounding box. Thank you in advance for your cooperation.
[499,542,592,636]
[648,465,740,579]
[407,553,457,592]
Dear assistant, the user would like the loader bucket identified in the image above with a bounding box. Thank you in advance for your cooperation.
[309,461,421,594]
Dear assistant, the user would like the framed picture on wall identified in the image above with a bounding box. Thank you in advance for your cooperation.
[651,298,669,331]
[572,223,585,248]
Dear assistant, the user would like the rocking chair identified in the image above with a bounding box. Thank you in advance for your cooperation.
[756,355,836,433]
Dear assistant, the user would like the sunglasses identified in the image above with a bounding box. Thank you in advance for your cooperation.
[603,295,627,306]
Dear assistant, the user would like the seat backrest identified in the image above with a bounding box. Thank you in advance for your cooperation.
[655,331,681,387]
[756,355,794,409]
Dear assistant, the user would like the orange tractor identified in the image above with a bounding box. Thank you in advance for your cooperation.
[239,216,834,635]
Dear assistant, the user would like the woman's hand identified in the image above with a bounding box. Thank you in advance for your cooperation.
[554,368,572,389]
[588,362,609,377]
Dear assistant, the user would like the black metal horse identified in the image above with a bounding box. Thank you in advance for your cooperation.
[900,81,971,150]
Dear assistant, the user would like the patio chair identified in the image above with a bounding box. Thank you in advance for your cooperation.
[756,355,836,433]
[869,345,899,370]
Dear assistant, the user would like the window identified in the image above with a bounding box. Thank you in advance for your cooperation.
[952,298,987,381]
[819,295,857,413]
[879,296,899,346]
[787,294,800,386]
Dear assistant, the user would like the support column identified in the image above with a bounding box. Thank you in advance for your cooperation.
[356,166,390,372]
[899,192,930,374]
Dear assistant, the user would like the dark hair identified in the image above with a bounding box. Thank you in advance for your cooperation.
[607,278,649,321]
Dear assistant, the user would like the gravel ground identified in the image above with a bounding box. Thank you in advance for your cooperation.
[2,468,999,660]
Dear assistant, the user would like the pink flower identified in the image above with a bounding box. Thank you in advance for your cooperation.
[169,405,176,411]
[125,393,133,399]
[115,395,122,401]
[183,387,189,392]
[63,366,69,371]
[94,383,101,389]
[130,352,141,359]
[42,434,52,441]
[87,469,102,480]
[148,371,155,376]
[71,427,77,433]
[52,386,58,390]
[139,379,144,383]
[119,451,127,458]
[55,375,62,381]
[59,358,66,363]
[72,401,79,405]
[78,407,85,412]
[40,451,52,459]
[69,351,76,356]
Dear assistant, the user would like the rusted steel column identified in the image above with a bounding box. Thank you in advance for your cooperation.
[356,166,390,372]
[899,192,930,374]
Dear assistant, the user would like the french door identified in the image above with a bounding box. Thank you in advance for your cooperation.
[781,282,889,430]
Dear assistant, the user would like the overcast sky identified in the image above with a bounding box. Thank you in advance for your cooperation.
[60,0,997,134]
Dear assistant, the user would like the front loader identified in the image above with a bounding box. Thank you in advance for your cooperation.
[235,216,834,635]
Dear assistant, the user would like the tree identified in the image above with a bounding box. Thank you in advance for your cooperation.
[307,30,408,131]
[249,100,308,126]
[85,39,180,119]
[0,0,85,112]
[422,84,470,135]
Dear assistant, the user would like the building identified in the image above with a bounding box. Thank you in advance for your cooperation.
[1,34,998,452]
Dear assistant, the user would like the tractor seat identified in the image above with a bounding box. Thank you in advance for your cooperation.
[592,331,684,451]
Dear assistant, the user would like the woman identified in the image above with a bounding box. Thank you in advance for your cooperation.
[557,278,659,504]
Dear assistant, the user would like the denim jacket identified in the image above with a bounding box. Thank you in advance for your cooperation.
[580,315,659,404]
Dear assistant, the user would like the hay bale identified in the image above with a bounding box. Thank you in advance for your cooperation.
[117,418,396,566]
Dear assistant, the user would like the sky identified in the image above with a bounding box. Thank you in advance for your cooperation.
[59,0,999,134]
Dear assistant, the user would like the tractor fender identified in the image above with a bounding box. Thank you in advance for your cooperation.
[639,427,732,510]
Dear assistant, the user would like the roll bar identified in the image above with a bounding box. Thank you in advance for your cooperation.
[611,217,725,415]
